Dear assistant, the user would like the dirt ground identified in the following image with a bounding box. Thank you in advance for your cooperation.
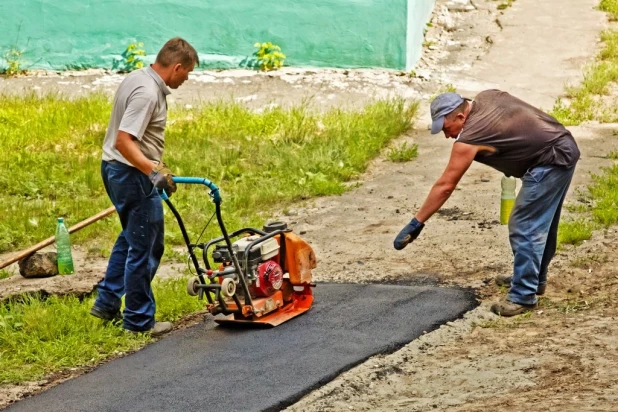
[2,0,618,410]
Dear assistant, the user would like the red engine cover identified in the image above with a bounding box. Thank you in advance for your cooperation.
[250,260,283,297]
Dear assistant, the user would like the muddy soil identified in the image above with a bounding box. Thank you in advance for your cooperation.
[2,0,618,410]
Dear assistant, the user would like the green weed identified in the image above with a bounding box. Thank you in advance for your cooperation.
[252,42,286,71]
[589,166,618,226]
[476,310,532,329]
[538,296,593,314]
[0,270,11,280]
[2,48,25,76]
[549,28,618,124]
[599,0,618,21]
[565,203,591,213]
[569,253,609,269]
[113,42,146,72]
[387,141,419,162]
[1,27,27,76]
[558,219,595,247]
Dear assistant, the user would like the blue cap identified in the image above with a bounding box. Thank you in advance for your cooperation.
[430,92,467,134]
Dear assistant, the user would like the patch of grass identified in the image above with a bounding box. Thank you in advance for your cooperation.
[386,141,418,163]
[570,253,609,269]
[475,310,533,329]
[558,219,595,247]
[0,294,149,384]
[607,149,618,159]
[589,166,618,226]
[549,28,618,124]
[538,296,593,314]
[0,95,417,255]
[0,93,112,253]
[599,0,618,22]
[0,270,11,280]
[153,276,205,322]
[0,276,203,384]
[565,202,591,213]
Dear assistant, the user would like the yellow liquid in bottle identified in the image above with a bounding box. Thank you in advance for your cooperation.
[500,198,516,225]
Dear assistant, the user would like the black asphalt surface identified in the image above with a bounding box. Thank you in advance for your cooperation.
[9,283,476,412]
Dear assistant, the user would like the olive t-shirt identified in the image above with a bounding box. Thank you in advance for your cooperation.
[457,90,580,178]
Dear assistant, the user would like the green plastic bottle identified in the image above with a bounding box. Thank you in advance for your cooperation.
[55,217,75,275]
[500,176,517,225]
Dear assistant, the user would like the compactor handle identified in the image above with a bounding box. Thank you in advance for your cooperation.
[159,176,222,204]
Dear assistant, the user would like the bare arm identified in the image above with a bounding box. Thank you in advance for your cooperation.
[415,142,479,223]
[115,131,156,175]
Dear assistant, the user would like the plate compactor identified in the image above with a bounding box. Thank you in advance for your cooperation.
[161,176,316,327]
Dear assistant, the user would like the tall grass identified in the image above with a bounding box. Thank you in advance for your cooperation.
[0,276,204,384]
[600,0,618,21]
[559,164,618,246]
[549,10,618,124]
[0,95,417,254]
[589,165,618,226]
[0,93,111,253]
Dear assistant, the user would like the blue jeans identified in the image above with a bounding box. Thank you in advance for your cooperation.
[507,164,576,306]
[94,161,164,332]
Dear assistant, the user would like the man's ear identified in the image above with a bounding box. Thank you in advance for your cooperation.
[172,63,183,73]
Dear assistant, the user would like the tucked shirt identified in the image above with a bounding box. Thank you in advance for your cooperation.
[102,66,170,165]
[457,90,580,178]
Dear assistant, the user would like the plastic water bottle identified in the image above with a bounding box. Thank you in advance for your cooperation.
[500,176,517,225]
[55,217,75,275]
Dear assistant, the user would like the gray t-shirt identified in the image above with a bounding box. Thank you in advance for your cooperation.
[102,66,170,165]
[457,90,580,178]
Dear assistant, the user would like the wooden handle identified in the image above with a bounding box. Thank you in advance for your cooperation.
[0,206,117,270]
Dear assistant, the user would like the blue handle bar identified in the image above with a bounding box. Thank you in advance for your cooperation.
[159,176,221,203]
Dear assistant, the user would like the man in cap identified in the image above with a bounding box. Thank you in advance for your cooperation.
[393,90,580,316]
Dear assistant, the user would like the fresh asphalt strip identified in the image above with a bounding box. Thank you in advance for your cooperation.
[8,283,477,412]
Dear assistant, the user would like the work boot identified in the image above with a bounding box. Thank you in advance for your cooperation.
[494,274,546,296]
[90,305,123,324]
[150,322,173,336]
[126,321,173,337]
[495,273,512,287]
[490,300,537,317]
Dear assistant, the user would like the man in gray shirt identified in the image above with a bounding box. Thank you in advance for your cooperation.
[91,38,199,335]
[393,90,579,317]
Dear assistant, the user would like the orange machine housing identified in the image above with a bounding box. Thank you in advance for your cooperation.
[277,231,317,285]
[214,231,316,327]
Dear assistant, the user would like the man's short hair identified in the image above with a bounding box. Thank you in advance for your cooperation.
[156,37,199,68]
[445,101,468,120]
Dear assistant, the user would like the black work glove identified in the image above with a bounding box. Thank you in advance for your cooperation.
[148,163,177,196]
[393,218,425,250]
